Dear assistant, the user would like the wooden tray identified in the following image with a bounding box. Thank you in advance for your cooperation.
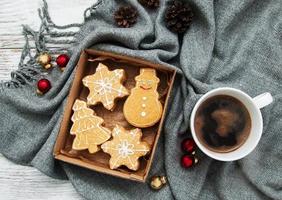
[53,49,176,182]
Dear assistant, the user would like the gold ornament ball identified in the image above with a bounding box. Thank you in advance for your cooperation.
[36,89,43,95]
[44,63,52,70]
[38,53,52,68]
[150,175,167,190]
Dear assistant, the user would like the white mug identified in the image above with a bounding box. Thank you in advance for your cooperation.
[190,87,273,161]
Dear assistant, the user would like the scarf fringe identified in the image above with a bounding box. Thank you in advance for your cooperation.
[0,0,103,90]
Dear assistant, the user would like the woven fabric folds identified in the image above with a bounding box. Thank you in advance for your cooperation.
[0,0,281,199]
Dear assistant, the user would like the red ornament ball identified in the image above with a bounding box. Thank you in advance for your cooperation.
[56,54,69,70]
[181,138,196,153]
[181,155,198,168]
[37,78,51,94]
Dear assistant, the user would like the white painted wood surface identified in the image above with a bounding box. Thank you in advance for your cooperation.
[0,0,97,199]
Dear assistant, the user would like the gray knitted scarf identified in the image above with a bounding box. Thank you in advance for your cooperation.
[0,0,281,199]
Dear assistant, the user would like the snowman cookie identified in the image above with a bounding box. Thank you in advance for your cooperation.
[82,63,129,110]
[123,68,163,128]
[70,99,111,153]
[101,125,150,170]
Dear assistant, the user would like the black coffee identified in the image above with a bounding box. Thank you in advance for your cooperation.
[194,95,251,153]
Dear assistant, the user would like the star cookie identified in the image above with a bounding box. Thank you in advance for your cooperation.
[82,63,129,110]
[101,125,150,171]
[70,99,111,153]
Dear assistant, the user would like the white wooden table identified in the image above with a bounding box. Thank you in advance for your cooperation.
[0,0,97,199]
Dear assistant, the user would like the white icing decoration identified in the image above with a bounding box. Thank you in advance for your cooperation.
[82,64,128,109]
[70,100,111,152]
[142,104,146,108]
[101,126,150,170]
[114,70,123,78]
[141,112,146,117]
[113,128,121,136]
[117,141,134,158]
[129,130,136,135]
[142,96,147,100]
[94,78,113,95]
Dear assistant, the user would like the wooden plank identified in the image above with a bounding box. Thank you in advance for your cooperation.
[0,0,97,199]
[0,35,27,49]
[0,0,93,36]
[0,154,83,200]
[0,49,20,80]
[0,35,75,49]
[0,0,39,35]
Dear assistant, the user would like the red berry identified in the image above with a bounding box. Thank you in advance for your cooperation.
[181,138,196,153]
[181,155,197,168]
[56,54,69,69]
[37,78,51,94]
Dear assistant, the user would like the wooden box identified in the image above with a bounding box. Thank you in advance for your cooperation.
[53,49,176,182]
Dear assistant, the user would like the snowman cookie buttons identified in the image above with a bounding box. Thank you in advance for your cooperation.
[123,68,163,128]
[83,63,129,110]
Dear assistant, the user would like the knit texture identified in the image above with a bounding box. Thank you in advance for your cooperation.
[0,0,281,199]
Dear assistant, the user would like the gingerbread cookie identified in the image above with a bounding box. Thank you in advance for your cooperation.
[123,68,163,128]
[82,63,129,110]
[101,125,150,171]
[70,99,111,153]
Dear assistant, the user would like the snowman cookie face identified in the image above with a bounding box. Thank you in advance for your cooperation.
[136,71,159,91]
[123,68,163,128]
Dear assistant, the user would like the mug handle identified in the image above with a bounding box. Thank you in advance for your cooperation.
[253,92,273,109]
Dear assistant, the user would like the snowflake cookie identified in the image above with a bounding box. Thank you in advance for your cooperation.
[70,99,111,153]
[82,63,129,110]
[101,125,150,171]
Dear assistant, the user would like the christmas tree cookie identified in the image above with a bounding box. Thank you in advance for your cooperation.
[82,63,129,110]
[123,68,163,128]
[70,99,111,153]
[101,125,150,171]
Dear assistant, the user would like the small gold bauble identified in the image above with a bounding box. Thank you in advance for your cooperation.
[44,63,52,70]
[38,53,51,68]
[150,175,167,190]
[36,89,43,95]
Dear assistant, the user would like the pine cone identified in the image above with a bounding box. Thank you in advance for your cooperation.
[114,6,138,28]
[165,0,194,34]
[138,0,160,9]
